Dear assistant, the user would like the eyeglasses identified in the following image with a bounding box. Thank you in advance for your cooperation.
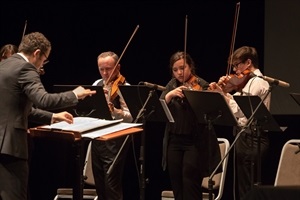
[231,61,242,69]
[41,51,49,65]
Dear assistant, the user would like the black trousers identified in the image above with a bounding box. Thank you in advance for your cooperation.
[0,154,28,200]
[167,134,204,200]
[91,136,130,200]
[235,131,269,200]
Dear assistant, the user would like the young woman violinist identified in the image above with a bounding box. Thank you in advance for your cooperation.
[209,46,271,200]
[160,51,221,200]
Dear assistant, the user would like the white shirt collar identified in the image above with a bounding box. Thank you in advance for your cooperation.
[17,52,29,62]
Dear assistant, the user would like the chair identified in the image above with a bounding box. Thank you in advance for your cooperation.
[161,138,230,200]
[53,141,98,200]
[274,139,300,186]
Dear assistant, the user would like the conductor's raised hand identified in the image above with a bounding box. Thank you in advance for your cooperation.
[73,86,97,100]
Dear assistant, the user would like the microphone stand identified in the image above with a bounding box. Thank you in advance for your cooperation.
[135,89,155,200]
[207,84,274,200]
[107,89,155,200]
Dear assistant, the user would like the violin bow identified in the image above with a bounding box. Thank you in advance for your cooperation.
[183,15,188,86]
[21,20,27,42]
[227,2,241,76]
[21,20,46,75]
[105,25,140,85]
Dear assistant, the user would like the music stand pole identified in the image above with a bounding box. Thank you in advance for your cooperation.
[207,112,260,199]
[208,126,248,200]
[202,113,230,200]
[107,89,155,200]
[135,89,155,200]
[106,89,151,175]
[106,135,131,174]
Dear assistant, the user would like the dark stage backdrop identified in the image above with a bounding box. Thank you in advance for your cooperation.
[265,0,300,115]
[0,1,264,91]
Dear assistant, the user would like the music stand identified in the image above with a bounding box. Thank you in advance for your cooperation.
[119,85,170,123]
[183,90,238,200]
[53,84,112,200]
[233,96,282,132]
[119,85,172,200]
[53,85,112,120]
[290,92,300,106]
[234,95,282,187]
[183,90,237,126]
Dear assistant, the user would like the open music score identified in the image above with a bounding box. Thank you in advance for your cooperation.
[30,117,142,140]
[41,117,122,133]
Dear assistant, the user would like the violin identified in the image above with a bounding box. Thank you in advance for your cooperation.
[183,75,203,91]
[107,74,125,101]
[104,74,125,113]
[219,69,252,93]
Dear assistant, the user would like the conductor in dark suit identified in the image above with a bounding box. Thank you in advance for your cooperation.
[0,32,96,200]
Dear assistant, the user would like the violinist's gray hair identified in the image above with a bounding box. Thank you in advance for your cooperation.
[97,51,119,62]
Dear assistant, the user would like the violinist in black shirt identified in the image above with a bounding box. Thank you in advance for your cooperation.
[160,51,221,200]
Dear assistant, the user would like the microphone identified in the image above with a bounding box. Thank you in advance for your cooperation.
[143,82,166,91]
[257,75,290,88]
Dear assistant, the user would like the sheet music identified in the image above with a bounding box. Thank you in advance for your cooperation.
[41,117,123,133]
[159,99,175,123]
[82,122,142,139]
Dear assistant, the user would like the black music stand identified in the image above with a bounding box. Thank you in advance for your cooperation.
[290,92,300,106]
[183,90,237,126]
[234,95,282,187]
[119,85,170,123]
[183,90,238,200]
[233,96,281,132]
[119,85,172,200]
[53,85,112,200]
[53,85,112,119]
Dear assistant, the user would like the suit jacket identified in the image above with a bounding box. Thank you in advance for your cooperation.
[0,54,78,159]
